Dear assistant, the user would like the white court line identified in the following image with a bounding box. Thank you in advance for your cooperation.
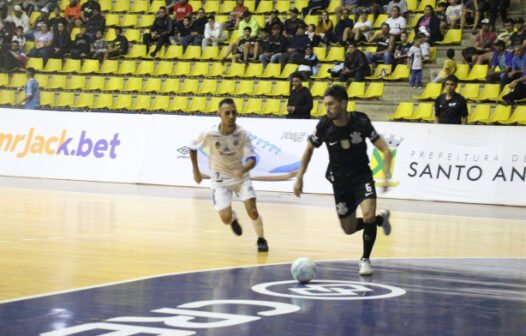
[21,238,36,241]
[0,240,9,243]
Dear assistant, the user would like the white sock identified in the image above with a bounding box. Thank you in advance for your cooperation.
[231,211,237,224]
[252,215,264,238]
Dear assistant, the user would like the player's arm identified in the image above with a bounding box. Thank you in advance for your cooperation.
[189,150,202,184]
[373,137,392,192]
[294,142,316,197]
[235,156,256,179]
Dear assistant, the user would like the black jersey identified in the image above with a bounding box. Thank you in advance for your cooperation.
[309,112,380,180]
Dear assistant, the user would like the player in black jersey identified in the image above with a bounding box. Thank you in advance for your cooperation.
[294,85,393,276]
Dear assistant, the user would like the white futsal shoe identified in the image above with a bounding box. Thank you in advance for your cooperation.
[378,209,391,236]
[359,258,373,276]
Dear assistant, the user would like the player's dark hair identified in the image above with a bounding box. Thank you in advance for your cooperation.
[445,75,459,84]
[208,15,214,20]
[381,23,390,29]
[324,85,348,102]
[290,71,304,81]
[446,48,455,59]
[219,98,235,108]
[425,5,434,13]
[26,67,36,76]
[159,6,166,11]
[115,26,123,32]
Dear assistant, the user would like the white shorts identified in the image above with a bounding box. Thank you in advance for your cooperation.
[212,179,256,211]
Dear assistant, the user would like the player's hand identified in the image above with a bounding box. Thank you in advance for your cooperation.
[293,178,303,198]
[193,170,203,184]
[233,169,244,179]
[382,179,390,193]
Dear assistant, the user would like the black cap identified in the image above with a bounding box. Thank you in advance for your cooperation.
[290,8,299,14]
[271,9,279,14]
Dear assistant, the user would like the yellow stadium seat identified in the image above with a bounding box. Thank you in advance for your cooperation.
[138,14,155,28]
[243,63,263,78]
[204,1,220,13]
[190,62,210,76]
[235,80,255,95]
[180,79,199,94]
[0,90,15,105]
[427,47,437,63]
[121,14,138,27]
[209,63,226,76]
[494,84,510,102]
[197,79,218,94]
[304,15,317,26]
[136,61,156,76]
[328,0,340,12]
[105,14,120,26]
[347,101,356,112]
[189,1,202,10]
[466,64,488,81]
[261,99,281,115]
[8,74,27,88]
[242,98,263,114]
[295,0,308,10]
[347,81,366,98]
[436,29,462,45]
[223,63,245,77]
[93,93,114,109]
[79,59,100,74]
[98,60,119,74]
[130,95,151,111]
[86,76,106,91]
[407,0,417,11]
[42,58,62,72]
[245,0,256,11]
[407,13,424,28]
[160,78,180,93]
[482,105,511,124]
[261,63,281,78]
[373,14,389,29]
[384,64,410,80]
[215,15,229,24]
[105,77,125,91]
[117,60,137,75]
[203,97,223,114]
[386,102,414,120]
[454,64,469,81]
[256,1,273,13]
[413,83,442,100]
[279,64,298,79]
[220,1,236,13]
[70,27,80,40]
[476,84,500,101]
[313,47,327,62]
[125,29,142,42]
[73,93,95,109]
[312,64,333,79]
[416,0,436,11]
[173,62,191,76]
[39,91,54,107]
[104,28,117,42]
[325,47,345,62]
[99,0,112,11]
[34,74,48,88]
[201,46,219,60]
[142,78,162,92]
[312,102,325,118]
[148,95,170,111]
[67,75,86,90]
[123,77,143,92]
[0,73,7,87]
[405,103,434,121]
[365,64,391,80]
[358,82,384,99]
[113,94,133,110]
[187,97,208,113]
[275,1,290,13]
[217,80,236,95]
[126,44,148,58]
[149,0,164,13]
[54,92,75,108]
[232,98,244,111]
[270,81,290,96]
[468,104,491,123]
[155,61,174,76]
[29,11,39,25]
[181,45,202,60]
[26,58,44,71]
[130,0,148,13]
[254,81,273,96]
[500,106,526,125]
[226,30,239,44]
[461,83,480,101]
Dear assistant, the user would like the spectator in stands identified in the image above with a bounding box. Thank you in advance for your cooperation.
[173,0,193,22]
[24,7,49,40]
[340,41,370,82]
[315,10,335,45]
[17,67,40,109]
[302,0,329,18]
[487,0,510,32]
[104,26,128,60]
[28,22,53,62]
[508,44,526,82]
[366,23,395,66]
[231,26,257,63]
[335,7,354,45]
[460,0,480,33]
[287,72,313,119]
[12,5,30,33]
[435,2,448,36]
[39,0,59,13]
[90,29,107,59]
[297,44,319,78]
[430,48,457,83]
[434,75,468,124]
[502,70,526,106]
[238,11,259,38]
[284,8,305,39]
[80,0,101,24]
[408,37,424,89]
[0,18,14,48]
[462,18,496,64]
[506,18,526,49]
[70,25,91,59]
[222,0,248,32]
[49,7,68,34]
[259,23,287,68]
[12,26,26,49]
[394,31,411,66]
[51,22,71,58]
[165,0,176,12]
[0,40,26,71]
[85,7,105,42]
[306,24,322,47]
[202,15,225,50]
[65,0,82,28]
[445,0,463,28]
[486,40,513,89]
[19,0,35,16]
[416,5,444,44]
[386,0,407,17]
[188,8,207,46]
[355,0,386,18]
[177,16,194,50]
[498,19,514,43]
[264,9,283,34]
[144,6,173,57]
[255,27,270,63]
[280,24,310,70]
[385,6,406,41]
[348,9,372,43]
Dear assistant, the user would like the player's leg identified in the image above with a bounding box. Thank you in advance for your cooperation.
[239,180,268,252]
[214,186,243,236]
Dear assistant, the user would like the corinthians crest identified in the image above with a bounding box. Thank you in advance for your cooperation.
[350,132,363,144]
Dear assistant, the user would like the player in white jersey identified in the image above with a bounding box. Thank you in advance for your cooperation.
[190,98,269,252]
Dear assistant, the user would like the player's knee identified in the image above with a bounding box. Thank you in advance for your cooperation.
[248,208,259,220]
[340,221,357,234]
[363,212,376,224]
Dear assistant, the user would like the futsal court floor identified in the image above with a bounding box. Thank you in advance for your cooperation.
[0,176,524,335]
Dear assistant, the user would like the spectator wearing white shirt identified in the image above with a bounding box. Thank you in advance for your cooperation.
[349,9,372,42]
[12,5,30,33]
[445,0,463,27]
[408,38,423,88]
[386,0,407,17]
[202,15,225,50]
[385,6,406,40]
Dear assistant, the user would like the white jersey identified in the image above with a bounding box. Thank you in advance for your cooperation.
[190,124,256,187]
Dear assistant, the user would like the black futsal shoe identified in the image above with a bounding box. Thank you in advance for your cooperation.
[231,218,242,236]
[257,238,269,252]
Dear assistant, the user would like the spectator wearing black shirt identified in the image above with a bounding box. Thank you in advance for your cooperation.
[80,0,101,24]
[259,23,287,68]
[335,7,354,44]
[143,6,174,56]
[284,8,306,39]
[366,23,395,66]
[301,0,329,18]
[232,26,257,63]
[51,22,71,58]
[177,16,194,50]
[85,7,105,42]
[434,75,468,124]
[297,45,319,79]
[287,72,313,119]
[189,8,207,44]
[70,26,91,59]
[340,42,370,82]
[415,5,443,44]
[507,18,526,50]
[280,25,310,70]
[49,7,68,34]
[394,31,411,66]
[0,40,26,71]
[264,9,284,34]
[502,69,526,106]
[104,26,128,60]
[255,28,271,64]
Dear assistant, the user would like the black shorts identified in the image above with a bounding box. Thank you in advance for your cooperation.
[332,174,377,219]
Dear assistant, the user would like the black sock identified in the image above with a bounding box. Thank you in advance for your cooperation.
[356,216,383,229]
[375,215,383,227]
[362,224,377,259]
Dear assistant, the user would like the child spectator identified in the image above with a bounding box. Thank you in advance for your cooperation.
[430,48,457,83]
[408,37,423,88]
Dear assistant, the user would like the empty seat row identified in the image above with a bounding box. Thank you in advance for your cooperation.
[413,83,511,102]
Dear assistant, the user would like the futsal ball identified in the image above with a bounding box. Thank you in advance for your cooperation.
[291,257,316,284]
